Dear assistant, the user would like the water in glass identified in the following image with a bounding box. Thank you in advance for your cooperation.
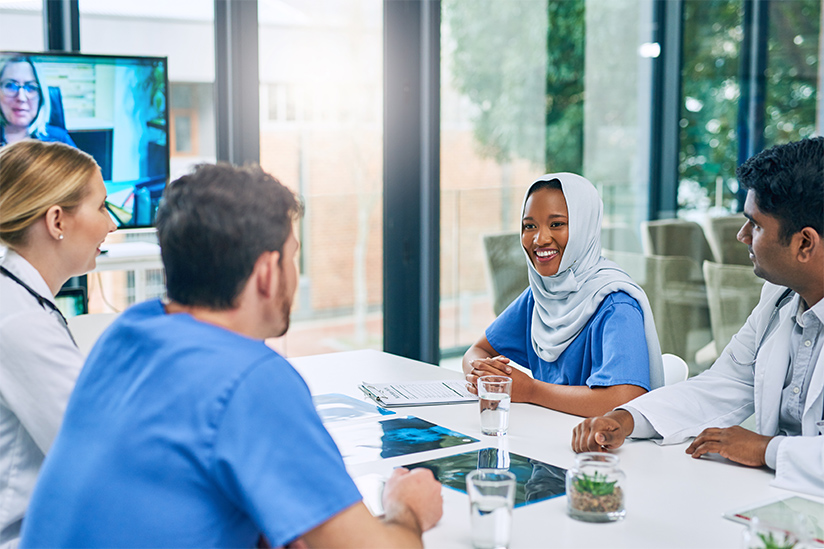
[479,392,511,436]
[470,494,512,549]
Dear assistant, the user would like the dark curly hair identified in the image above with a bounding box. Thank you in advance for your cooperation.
[737,137,823,244]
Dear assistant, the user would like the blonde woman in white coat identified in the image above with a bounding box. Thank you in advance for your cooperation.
[573,137,824,498]
[0,140,115,547]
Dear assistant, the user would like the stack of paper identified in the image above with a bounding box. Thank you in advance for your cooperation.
[359,380,478,407]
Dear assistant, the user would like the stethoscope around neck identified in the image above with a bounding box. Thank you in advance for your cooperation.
[0,265,78,347]
[729,288,794,367]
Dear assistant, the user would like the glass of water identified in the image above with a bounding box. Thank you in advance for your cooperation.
[466,469,517,549]
[478,375,512,436]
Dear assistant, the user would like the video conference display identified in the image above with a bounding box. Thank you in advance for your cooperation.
[0,51,169,228]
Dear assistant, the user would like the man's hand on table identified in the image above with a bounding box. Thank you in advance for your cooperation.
[573,412,773,469]
[685,426,773,467]
[382,467,443,534]
[571,410,635,453]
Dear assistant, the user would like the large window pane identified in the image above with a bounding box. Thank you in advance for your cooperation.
[78,0,216,314]
[0,1,43,51]
[583,0,654,240]
[79,0,216,180]
[679,0,821,215]
[440,0,548,359]
[764,0,821,146]
[440,0,655,364]
[679,0,743,215]
[259,0,383,358]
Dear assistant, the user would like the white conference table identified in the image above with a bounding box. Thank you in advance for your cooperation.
[290,349,822,548]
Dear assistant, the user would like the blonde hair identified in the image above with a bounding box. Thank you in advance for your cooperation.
[0,140,99,247]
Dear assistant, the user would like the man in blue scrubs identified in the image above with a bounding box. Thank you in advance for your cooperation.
[21,164,443,547]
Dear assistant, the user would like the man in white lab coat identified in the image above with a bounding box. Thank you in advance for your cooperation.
[572,137,824,497]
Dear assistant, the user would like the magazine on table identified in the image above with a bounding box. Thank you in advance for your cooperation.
[325,415,478,465]
[404,448,567,508]
[354,448,567,515]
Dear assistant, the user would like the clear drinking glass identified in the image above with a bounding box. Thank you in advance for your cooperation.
[478,375,512,436]
[466,469,517,549]
[566,452,626,522]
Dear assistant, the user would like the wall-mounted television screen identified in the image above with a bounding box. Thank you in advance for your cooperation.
[0,51,169,228]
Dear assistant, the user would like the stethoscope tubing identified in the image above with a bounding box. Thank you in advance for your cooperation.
[729,288,794,367]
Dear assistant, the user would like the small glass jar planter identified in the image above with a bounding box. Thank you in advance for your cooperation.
[566,452,626,522]
[741,517,802,549]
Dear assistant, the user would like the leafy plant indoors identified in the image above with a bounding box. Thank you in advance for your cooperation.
[756,531,797,549]
[572,471,617,497]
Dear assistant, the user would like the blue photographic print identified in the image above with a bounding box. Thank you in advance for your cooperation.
[326,415,478,464]
[405,449,567,507]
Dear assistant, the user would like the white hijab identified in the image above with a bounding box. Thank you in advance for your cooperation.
[522,173,664,390]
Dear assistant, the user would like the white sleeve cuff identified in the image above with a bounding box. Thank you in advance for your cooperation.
[764,436,784,470]
[618,405,661,439]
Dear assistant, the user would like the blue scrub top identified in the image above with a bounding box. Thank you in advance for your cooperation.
[21,299,361,548]
[486,289,651,390]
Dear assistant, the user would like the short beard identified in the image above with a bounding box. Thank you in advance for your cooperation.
[273,263,292,338]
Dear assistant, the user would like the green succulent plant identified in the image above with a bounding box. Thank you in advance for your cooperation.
[756,531,797,549]
[572,471,616,496]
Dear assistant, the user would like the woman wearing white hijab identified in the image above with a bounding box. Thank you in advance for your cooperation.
[463,173,664,417]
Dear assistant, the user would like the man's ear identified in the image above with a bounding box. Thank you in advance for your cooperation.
[43,205,65,241]
[795,227,821,263]
[255,250,281,298]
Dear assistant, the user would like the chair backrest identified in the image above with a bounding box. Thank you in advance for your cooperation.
[67,312,120,357]
[482,232,529,316]
[48,86,67,129]
[641,219,714,266]
[600,225,642,254]
[662,353,689,385]
[603,250,711,365]
[702,260,764,351]
[704,214,750,265]
[601,249,647,284]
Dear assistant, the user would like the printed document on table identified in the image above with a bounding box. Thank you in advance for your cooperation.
[359,379,478,407]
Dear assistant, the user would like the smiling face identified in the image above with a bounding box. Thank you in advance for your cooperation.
[62,170,117,275]
[737,189,795,286]
[521,186,569,277]
[0,61,41,131]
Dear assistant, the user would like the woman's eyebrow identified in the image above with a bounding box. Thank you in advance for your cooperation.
[523,213,567,220]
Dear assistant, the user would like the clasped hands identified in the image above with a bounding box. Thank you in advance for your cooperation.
[464,355,534,403]
[572,411,773,467]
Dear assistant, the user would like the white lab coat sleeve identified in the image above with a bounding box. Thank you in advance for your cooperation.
[0,308,83,453]
[621,283,781,444]
[771,435,824,498]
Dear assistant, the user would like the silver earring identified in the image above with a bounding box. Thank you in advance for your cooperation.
[58,234,64,240]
